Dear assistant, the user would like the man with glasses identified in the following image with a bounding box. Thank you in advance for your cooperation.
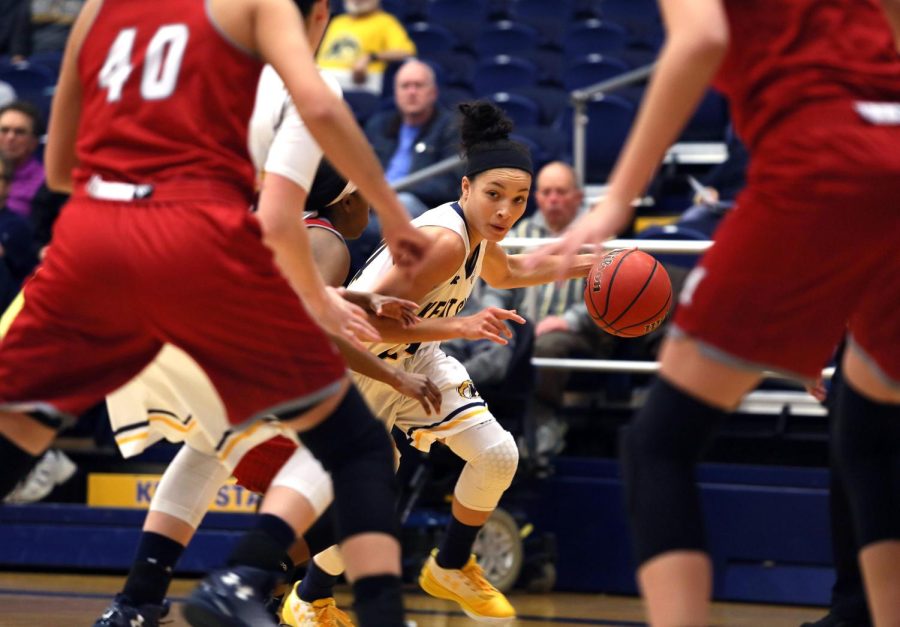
[0,101,45,220]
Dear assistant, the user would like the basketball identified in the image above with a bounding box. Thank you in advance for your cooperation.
[584,248,672,337]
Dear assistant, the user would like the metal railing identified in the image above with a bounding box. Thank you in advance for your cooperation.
[498,236,833,417]
[571,63,655,187]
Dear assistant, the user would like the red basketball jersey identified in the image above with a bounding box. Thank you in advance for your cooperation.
[714,0,900,150]
[74,0,263,200]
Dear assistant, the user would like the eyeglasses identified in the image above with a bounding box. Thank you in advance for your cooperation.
[0,126,30,137]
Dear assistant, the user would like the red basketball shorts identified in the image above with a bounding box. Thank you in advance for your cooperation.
[232,435,297,493]
[0,181,346,424]
[674,100,900,382]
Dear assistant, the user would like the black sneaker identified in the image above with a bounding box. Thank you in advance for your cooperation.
[182,566,281,627]
[800,613,872,627]
[93,593,170,626]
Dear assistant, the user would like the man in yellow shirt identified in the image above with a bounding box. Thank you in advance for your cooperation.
[317,0,416,94]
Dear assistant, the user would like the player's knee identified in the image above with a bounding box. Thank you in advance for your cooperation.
[454,431,519,511]
[298,386,397,540]
[269,446,334,518]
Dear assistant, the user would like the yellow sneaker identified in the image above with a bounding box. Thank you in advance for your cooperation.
[279,581,355,627]
[418,550,516,624]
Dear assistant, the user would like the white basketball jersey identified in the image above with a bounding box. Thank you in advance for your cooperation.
[349,202,486,362]
[248,65,342,190]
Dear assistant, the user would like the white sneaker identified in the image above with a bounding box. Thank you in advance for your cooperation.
[4,449,78,504]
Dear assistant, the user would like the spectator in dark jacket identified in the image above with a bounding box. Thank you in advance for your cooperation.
[350,59,461,272]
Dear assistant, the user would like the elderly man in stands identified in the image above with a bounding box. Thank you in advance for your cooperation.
[484,161,617,456]
[0,101,44,220]
[349,59,460,272]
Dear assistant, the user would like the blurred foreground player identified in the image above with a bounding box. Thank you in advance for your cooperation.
[527,0,900,625]
[0,0,432,625]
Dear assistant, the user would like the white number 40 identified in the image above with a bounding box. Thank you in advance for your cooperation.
[99,24,189,102]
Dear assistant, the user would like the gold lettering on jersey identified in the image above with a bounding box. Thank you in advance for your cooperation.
[419,297,467,320]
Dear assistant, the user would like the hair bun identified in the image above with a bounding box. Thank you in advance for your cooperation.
[458,101,514,155]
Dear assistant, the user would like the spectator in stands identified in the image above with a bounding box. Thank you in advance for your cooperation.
[680,126,748,228]
[482,161,617,456]
[0,101,44,219]
[316,0,416,94]
[350,59,461,272]
[0,0,29,62]
[0,154,37,310]
[8,0,85,58]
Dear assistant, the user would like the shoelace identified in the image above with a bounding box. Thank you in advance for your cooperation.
[315,602,353,627]
[460,562,499,596]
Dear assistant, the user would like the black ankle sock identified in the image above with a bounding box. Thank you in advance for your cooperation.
[0,437,41,498]
[122,532,185,606]
[227,514,296,573]
[298,560,339,602]
[352,575,404,627]
[436,517,482,570]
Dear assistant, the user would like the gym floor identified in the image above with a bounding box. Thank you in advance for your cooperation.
[0,571,826,626]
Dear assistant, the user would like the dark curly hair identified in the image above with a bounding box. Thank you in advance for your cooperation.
[457,100,533,179]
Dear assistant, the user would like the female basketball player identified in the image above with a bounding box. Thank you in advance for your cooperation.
[528,1,900,625]
[0,0,433,625]
[280,101,598,626]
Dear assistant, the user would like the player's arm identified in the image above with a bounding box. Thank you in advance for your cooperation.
[881,0,900,49]
[308,228,351,288]
[44,0,103,192]
[257,172,379,346]
[481,241,595,289]
[362,227,523,344]
[250,0,429,269]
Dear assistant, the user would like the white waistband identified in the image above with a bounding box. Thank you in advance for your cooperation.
[86,175,154,201]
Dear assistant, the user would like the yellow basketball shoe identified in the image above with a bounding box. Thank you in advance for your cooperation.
[418,550,516,624]
[279,581,355,627]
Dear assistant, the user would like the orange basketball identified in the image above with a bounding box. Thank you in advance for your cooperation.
[584,248,672,337]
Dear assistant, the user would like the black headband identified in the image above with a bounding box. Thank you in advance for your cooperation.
[464,140,533,178]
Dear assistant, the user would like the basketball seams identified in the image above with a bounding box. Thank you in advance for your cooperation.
[607,259,658,327]
[584,249,672,338]
[601,249,637,320]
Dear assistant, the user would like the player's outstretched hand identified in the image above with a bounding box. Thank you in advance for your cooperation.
[318,286,381,351]
[381,218,433,274]
[394,372,443,415]
[339,289,420,327]
[461,307,526,345]
[524,198,633,280]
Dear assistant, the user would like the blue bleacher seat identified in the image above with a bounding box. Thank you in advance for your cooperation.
[472,55,538,96]
[26,50,64,77]
[563,54,630,91]
[564,19,628,57]
[556,93,635,181]
[407,22,457,56]
[509,85,569,125]
[419,49,477,88]
[381,0,427,22]
[635,222,710,268]
[488,91,540,128]
[509,0,576,47]
[343,90,382,126]
[475,21,539,57]
[0,64,55,122]
[528,48,565,87]
[426,0,489,50]
[600,0,663,45]
[438,84,476,109]
[681,89,729,141]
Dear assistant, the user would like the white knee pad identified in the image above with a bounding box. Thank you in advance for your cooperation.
[269,446,334,518]
[150,444,232,529]
[312,545,345,576]
[446,419,519,512]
